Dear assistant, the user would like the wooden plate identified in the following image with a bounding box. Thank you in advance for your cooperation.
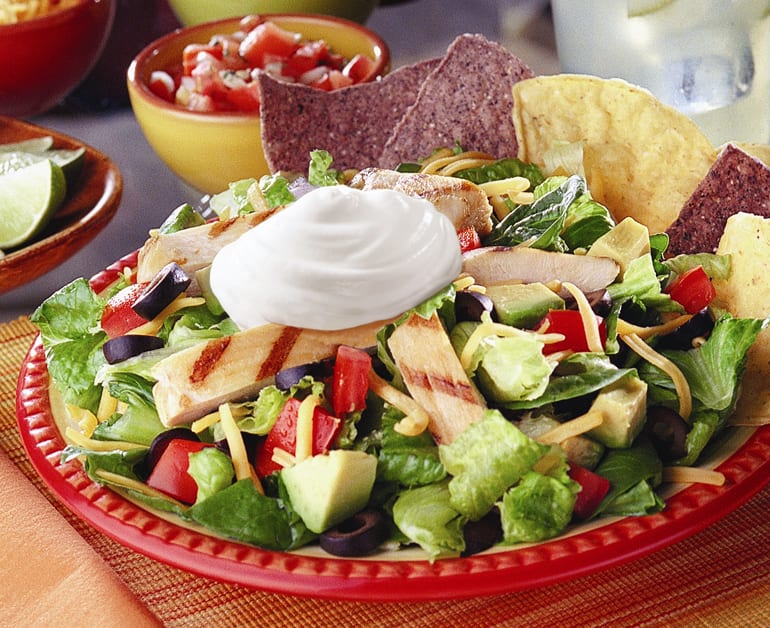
[0,116,122,294]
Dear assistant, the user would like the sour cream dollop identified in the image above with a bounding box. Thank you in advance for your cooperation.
[210,185,463,331]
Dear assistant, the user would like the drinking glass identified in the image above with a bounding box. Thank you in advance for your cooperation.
[551,0,770,146]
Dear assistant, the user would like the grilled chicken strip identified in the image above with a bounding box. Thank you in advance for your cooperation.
[152,319,390,426]
[137,211,277,294]
[349,168,494,236]
[387,311,486,444]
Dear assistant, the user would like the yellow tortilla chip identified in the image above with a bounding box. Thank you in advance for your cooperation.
[713,212,770,425]
[512,74,717,234]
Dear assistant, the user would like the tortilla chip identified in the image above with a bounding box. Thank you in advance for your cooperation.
[258,58,440,174]
[378,34,534,168]
[511,75,716,234]
[712,212,770,425]
[667,144,770,255]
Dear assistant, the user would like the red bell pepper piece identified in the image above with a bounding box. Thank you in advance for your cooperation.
[456,227,482,253]
[540,309,607,355]
[568,463,611,520]
[255,397,342,477]
[100,282,151,338]
[331,345,372,417]
[665,265,715,315]
[146,439,213,504]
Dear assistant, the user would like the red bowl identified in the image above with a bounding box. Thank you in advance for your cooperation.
[0,0,116,118]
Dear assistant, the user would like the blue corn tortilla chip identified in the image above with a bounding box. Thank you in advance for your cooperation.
[377,34,534,168]
[258,58,440,174]
[666,143,770,255]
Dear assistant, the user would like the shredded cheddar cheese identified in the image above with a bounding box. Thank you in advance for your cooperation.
[94,469,189,509]
[562,282,604,353]
[621,332,692,421]
[367,370,430,436]
[191,410,222,434]
[616,315,693,340]
[271,447,297,469]
[64,426,146,452]
[218,403,263,494]
[294,395,319,463]
[96,387,118,423]
[662,466,725,486]
[130,296,206,336]
[537,411,604,445]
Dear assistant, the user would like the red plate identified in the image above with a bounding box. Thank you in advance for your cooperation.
[15,252,770,601]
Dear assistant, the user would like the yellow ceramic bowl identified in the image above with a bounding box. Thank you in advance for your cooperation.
[127,14,389,194]
[168,0,380,27]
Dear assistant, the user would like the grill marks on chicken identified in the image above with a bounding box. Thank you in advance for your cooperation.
[387,312,486,444]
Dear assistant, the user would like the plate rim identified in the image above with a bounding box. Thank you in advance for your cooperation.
[15,251,770,601]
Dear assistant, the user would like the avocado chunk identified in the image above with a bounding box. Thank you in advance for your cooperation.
[486,282,564,328]
[281,450,378,534]
[587,217,650,278]
[586,374,648,449]
[158,202,207,234]
[195,264,225,316]
[518,414,605,469]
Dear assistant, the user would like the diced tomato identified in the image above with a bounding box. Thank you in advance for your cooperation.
[255,397,342,477]
[100,282,150,338]
[568,463,611,520]
[331,345,372,416]
[148,70,176,102]
[224,81,261,112]
[342,53,376,83]
[239,21,299,68]
[146,439,214,504]
[456,227,482,253]
[182,43,224,75]
[283,40,331,79]
[310,69,354,91]
[664,265,716,315]
[539,309,607,355]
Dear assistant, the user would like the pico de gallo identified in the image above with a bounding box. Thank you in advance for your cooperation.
[147,15,379,113]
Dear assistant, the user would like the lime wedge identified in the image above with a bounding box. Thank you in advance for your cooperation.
[628,0,675,17]
[0,136,54,154]
[0,147,85,184]
[0,159,66,249]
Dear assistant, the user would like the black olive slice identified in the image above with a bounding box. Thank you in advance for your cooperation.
[645,405,691,462]
[319,509,389,557]
[132,262,191,321]
[274,358,333,390]
[103,334,165,364]
[461,509,503,556]
[455,290,494,322]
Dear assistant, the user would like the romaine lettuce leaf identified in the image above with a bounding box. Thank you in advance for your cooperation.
[30,277,107,412]
[439,410,549,520]
[188,479,299,550]
[499,471,577,543]
[188,447,235,504]
[391,480,466,560]
[376,409,446,487]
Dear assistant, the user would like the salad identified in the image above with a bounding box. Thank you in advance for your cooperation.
[30,149,764,560]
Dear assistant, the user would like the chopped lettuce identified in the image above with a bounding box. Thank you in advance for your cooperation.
[188,480,302,550]
[391,480,466,560]
[308,149,344,186]
[472,334,555,403]
[452,157,544,187]
[499,471,577,543]
[483,175,614,252]
[188,447,235,505]
[594,439,664,516]
[376,408,446,487]
[439,410,550,520]
[30,278,107,412]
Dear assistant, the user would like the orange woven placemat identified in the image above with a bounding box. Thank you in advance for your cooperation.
[2,317,769,627]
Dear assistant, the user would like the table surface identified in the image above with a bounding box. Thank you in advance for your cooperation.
[3,2,770,625]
